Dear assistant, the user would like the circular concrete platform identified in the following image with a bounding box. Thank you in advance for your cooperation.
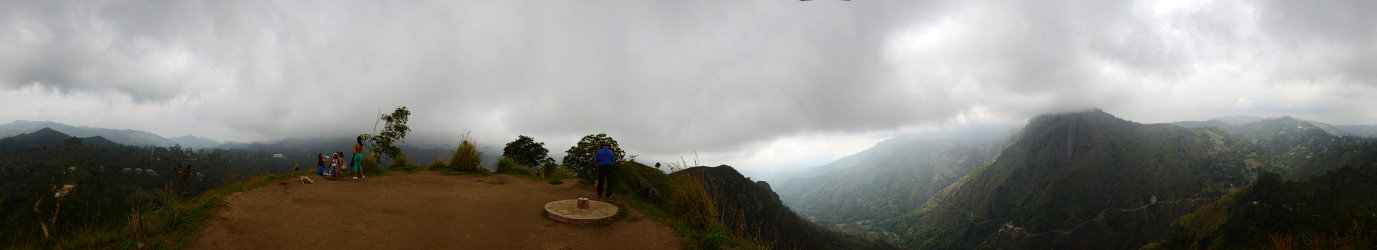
[545,199,618,224]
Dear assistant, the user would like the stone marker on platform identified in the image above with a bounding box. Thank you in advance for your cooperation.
[545,198,618,224]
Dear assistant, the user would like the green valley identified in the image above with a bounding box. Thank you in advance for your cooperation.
[781,109,1377,249]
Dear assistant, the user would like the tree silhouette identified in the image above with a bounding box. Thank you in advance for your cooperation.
[502,135,548,169]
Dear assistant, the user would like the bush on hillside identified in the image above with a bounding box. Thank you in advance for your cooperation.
[388,154,419,172]
[542,163,572,180]
[450,140,485,173]
[496,157,536,176]
[426,158,446,170]
[361,152,381,174]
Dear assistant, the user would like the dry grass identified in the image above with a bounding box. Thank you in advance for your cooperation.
[663,171,772,249]
[670,172,721,230]
[126,208,148,239]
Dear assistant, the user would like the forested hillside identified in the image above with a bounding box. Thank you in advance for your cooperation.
[1157,157,1377,249]
[1176,116,1377,179]
[0,129,294,244]
[786,109,1377,249]
[0,121,180,148]
[777,128,1011,237]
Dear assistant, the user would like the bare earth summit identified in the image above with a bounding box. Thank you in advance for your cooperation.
[190,171,681,250]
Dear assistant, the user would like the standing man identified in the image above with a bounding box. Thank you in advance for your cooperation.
[595,143,615,199]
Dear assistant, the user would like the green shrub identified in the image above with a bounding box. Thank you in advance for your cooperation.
[361,152,381,174]
[496,157,536,176]
[426,158,446,170]
[450,140,483,172]
[388,154,419,172]
[542,163,573,180]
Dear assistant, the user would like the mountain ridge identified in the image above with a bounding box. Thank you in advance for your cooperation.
[786,109,1377,249]
[0,127,122,150]
[0,120,178,147]
[777,125,1014,228]
[890,109,1257,248]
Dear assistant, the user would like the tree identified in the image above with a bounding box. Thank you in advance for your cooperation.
[562,133,625,178]
[361,106,411,166]
[502,135,548,169]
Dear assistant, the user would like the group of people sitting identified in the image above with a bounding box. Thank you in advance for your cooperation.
[315,136,366,180]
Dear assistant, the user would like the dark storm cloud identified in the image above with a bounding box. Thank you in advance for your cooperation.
[1,0,1375,169]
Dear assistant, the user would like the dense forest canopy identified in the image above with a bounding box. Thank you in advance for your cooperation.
[0,129,297,243]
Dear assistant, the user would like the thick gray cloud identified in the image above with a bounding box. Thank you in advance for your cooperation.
[1,0,1374,171]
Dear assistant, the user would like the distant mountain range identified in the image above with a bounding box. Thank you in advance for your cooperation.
[781,110,1377,249]
[0,121,494,170]
[0,128,121,151]
[0,120,221,148]
[1175,115,1377,137]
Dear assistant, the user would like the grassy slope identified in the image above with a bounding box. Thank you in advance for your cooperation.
[12,172,296,250]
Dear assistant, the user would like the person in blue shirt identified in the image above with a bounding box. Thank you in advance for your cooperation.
[595,143,616,199]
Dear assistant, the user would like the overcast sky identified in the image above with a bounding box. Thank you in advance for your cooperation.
[1,0,1374,174]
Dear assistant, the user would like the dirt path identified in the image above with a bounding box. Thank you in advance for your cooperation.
[190,171,681,250]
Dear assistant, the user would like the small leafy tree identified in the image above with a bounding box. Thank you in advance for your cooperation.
[361,106,411,167]
[562,133,625,178]
[539,157,563,179]
[502,135,549,170]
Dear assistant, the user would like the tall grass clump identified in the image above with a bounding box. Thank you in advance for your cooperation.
[361,152,382,174]
[450,139,488,174]
[388,154,419,172]
[496,157,537,176]
[426,158,447,170]
[669,172,724,232]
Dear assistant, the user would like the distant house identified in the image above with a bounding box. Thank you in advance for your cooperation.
[56,184,75,198]
[122,168,132,173]
[273,154,286,159]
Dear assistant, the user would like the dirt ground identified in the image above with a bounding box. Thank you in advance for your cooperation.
[189,171,681,250]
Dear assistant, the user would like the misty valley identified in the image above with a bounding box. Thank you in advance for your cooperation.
[776,109,1377,249]
[4,109,1376,249]
[4,1,1377,249]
